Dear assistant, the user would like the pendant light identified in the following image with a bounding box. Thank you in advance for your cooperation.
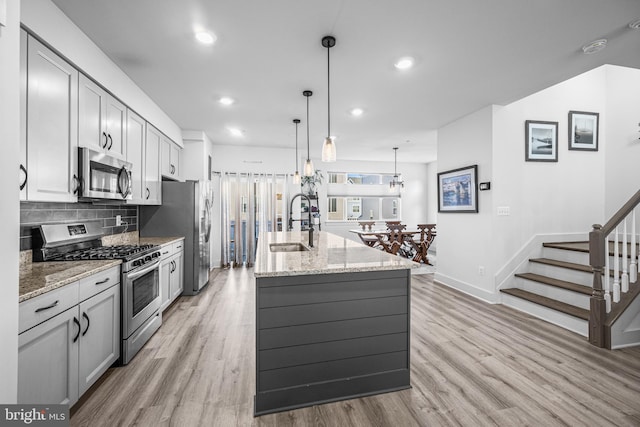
[390,147,404,189]
[303,90,315,176]
[321,36,337,162]
[292,119,301,184]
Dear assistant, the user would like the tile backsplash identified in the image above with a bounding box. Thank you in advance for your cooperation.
[20,201,137,250]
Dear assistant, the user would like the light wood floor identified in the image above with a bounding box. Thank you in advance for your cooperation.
[70,269,640,427]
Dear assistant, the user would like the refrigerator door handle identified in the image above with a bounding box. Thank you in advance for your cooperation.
[204,198,212,243]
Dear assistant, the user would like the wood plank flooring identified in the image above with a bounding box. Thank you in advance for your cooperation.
[70,269,640,427]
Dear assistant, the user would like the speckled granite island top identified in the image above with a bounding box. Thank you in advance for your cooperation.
[253,231,417,277]
[19,259,121,303]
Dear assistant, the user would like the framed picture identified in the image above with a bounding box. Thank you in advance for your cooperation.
[568,110,599,151]
[525,120,558,162]
[437,165,478,213]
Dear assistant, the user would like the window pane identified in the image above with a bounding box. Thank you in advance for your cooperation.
[361,197,379,220]
[327,197,345,220]
[381,197,400,219]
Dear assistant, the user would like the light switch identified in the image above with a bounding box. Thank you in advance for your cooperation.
[497,206,510,216]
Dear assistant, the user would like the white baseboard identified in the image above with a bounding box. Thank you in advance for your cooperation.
[434,273,499,304]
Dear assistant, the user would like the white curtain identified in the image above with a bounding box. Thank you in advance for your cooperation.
[220,172,291,268]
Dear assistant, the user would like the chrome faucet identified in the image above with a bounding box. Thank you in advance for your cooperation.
[289,193,314,248]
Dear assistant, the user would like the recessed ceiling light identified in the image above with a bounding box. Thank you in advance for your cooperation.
[629,18,640,29]
[350,108,364,117]
[228,127,243,137]
[582,39,607,54]
[195,31,216,45]
[219,97,235,106]
[394,57,414,70]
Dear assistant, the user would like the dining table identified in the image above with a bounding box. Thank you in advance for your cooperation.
[349,228,433,264]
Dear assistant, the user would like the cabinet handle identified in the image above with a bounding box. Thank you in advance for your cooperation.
[73,174,83,195]
[35,300,59,313]
[82,312,90,336]
[162,251,169,255]
[107,134,113,150]
[19,164,28,191]
[146,187,150,200]
[176,245,182,249]
[171,164,175,174]
[73,317,81,343]
[102,132,108,148]
[95,277,110,285]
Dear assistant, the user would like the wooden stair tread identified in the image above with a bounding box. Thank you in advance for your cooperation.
[529,258,592,273]
[543,241,640,257]
[500,288,590,320]
[514,272,592,295]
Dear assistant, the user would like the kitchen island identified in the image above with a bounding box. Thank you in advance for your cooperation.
[253,231,416,416]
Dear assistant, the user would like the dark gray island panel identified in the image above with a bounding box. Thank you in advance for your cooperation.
[254,269,411,416]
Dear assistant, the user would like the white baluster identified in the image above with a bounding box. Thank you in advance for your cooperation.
[622,218,629,293]
[631,209,638,284]
[605,246,611,313]
[613,227,621,303]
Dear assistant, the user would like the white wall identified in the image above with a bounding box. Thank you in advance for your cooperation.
[604,65,640,216]
[425,161,438,223]
[21,0,183,146]
[435,106,495,300]
[0,0,20,404]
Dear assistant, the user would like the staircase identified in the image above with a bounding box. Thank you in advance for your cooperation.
[501,241,593,337]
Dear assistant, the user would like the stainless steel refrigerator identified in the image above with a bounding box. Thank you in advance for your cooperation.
[139,180,212,295]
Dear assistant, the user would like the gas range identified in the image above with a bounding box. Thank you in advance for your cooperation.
[32,222,161,272]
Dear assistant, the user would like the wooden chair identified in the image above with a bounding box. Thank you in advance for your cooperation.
[358,221,375,231]
[415,224,436,264]
[356,221,379,247]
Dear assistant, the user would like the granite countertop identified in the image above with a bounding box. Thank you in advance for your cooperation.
[139,236,185,246]
[19,259,121,302]
[254,231,417,278]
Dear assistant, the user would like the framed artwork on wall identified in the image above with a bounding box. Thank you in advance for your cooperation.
[525,120,558,162]
[568,110,599,151]
[437,164,478,213]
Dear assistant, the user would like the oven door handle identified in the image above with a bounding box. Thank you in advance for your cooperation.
[127,260,160,280]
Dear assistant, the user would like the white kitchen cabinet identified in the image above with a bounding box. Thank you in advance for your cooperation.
[159,241,184,311]
[18,267,121,406]
[23,35,79,202]
[79,74,126,159]
[78,284,120,396]
[170,243,184,301]
[19,29,27,201]
[126,109,148,204]
[161,136,182,180]
[145,124,162,205]
[18,306,79,405]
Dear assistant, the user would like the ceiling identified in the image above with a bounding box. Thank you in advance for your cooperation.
[51,0,640,163]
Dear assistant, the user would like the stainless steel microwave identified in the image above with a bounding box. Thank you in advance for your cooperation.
[78,147,132,201]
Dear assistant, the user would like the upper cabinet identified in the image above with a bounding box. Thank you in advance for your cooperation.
[22,34,79,203]
[79,75,126,159]
[126,109,147,204]
[161,136,182,181]
[144,125,162,205]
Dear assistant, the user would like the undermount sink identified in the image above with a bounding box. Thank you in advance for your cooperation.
[269,242,310,252]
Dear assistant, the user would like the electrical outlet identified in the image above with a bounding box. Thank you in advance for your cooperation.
[116,215,122,226]
[497,206,510,216]
[478,266,485,276]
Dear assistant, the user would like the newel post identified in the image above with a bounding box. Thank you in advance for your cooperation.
[589,224,606,347]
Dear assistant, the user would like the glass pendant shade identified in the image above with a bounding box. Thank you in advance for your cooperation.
[293,171,301,184]
[321,137,336,162]
[304,159,315,177]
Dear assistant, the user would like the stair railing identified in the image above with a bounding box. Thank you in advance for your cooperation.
[589,189,640,348]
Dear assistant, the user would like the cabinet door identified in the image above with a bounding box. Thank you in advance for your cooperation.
[26,36,78,202]
[18,308,79,406]
[126,109,146,204]
[78,74,106,153]
[19,30,27,200]
[160,257,172,311]
[170,143,181,179]
[78,285,120,396]
[105,96,126,159]
[170,252,184,301]
[161,137,172,177]
[145,125,162,205]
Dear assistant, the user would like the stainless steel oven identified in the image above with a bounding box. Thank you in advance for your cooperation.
[78,147,132,201]
[121,253,162,364]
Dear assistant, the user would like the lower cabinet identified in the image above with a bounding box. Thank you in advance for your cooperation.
[160,241,184,311]
[18,269,120,406]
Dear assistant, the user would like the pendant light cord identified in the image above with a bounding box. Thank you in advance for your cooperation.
[295,121,299,171]
[327,44,331,138]
[306,95,311,161]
